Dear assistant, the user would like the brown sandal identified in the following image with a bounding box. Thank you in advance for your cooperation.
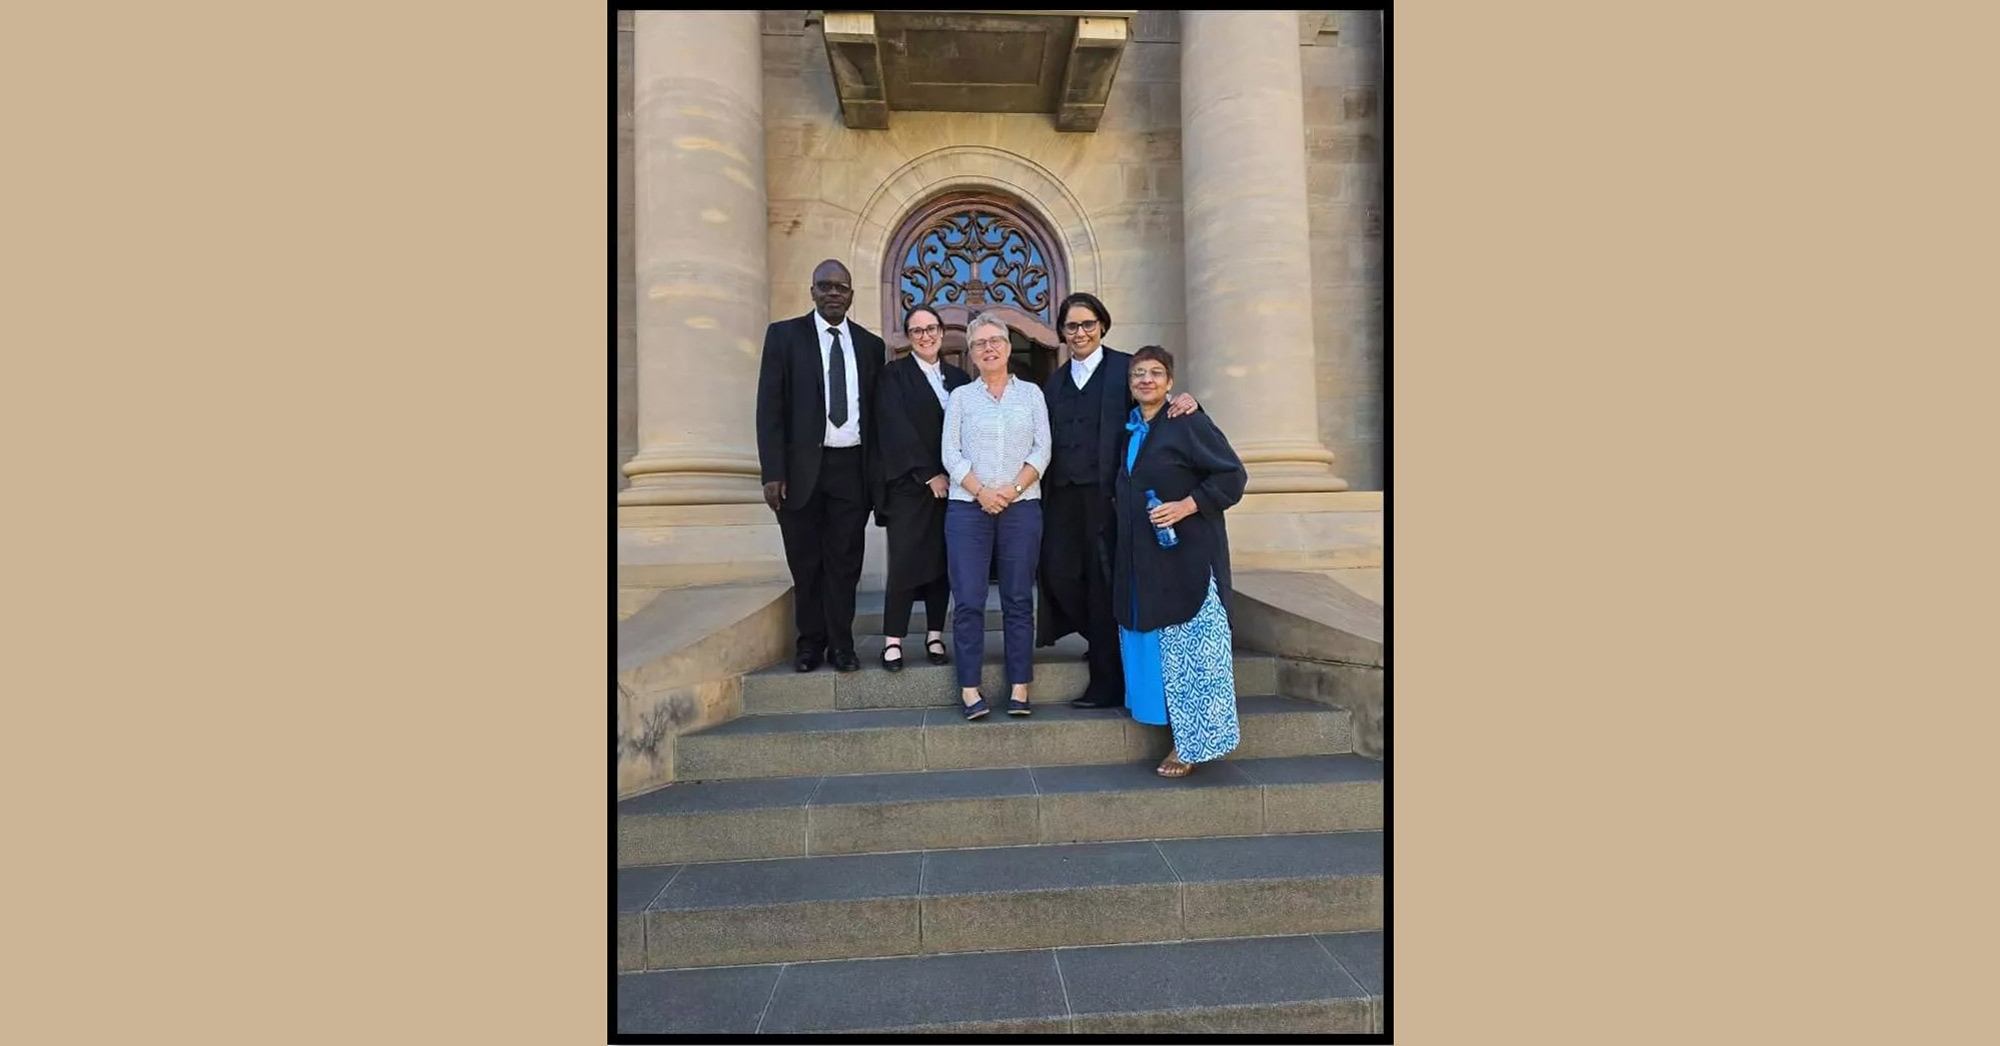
[1156,753,1196,778]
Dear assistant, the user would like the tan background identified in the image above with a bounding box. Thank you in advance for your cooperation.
[5,2,1997,1044]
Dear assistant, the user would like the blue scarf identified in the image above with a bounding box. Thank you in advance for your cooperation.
[1124,407,1150,472]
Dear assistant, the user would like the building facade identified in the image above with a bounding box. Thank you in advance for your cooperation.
[618,9,1382,502]
[615,10,1385,791]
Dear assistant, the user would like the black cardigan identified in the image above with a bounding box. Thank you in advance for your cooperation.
[1110,410,1248,632]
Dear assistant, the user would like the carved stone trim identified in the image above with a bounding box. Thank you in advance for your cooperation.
[848,146,1102,362]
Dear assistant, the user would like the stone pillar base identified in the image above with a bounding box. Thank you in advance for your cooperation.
[1244,463,1351,495]
[1225,491,1381,571]
[618,451,766,506]
[1233,439,1350,494]
[618,504,790,589]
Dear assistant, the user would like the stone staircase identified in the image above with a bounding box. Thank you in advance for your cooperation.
[615,630,1385,1035]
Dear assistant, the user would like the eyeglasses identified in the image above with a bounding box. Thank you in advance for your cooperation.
[907,324,942,338]
[970,336,1010,350]
[814,280,852,295]
[1061,320,1100,334]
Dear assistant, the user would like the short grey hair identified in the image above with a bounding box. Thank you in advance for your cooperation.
[965,310,1012,347]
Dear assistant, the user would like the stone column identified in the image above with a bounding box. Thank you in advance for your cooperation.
[619,11,769,505]
[1180,11,1348,493]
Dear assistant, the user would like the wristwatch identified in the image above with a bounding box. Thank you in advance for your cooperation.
[1013,483,1026,495]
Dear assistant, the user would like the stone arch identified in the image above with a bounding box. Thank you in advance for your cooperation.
[850,146,1102,366]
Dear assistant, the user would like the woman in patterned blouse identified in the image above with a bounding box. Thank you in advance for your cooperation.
[1111,346,1249,776]
[940,311,1052,720]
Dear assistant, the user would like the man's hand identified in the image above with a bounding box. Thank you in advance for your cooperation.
[927,474,949,499]
[1165,392,1199,418]
[976,486,1010,515]
[1148,495,1198,528]
[763,480,787,512]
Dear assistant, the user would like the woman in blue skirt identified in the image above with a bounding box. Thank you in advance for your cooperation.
[1111,346,1249,777]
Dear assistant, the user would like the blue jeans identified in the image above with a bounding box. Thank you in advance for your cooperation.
[945,499,1043,688]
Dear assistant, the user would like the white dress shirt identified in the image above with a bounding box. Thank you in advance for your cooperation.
[816,313,862,448]
[913,354,950,409]
[1070,344,1107,390]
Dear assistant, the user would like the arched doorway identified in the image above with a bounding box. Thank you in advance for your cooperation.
[882,190,1068,384]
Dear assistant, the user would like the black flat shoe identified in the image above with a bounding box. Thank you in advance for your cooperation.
[795,649,824,673]
[1007,698,1032,716]
[879,645,904,673]
[925,638,949,665]
[831,649,861,673]
[1070,694,1122,709]
[961,697,991,721]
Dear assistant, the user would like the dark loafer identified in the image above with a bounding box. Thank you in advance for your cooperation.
[925,638,950,665]
[1070,694,1121,709]
[880,645,905,673]
[1007,698,1032,716]
[831,649,861,673]
[961,698,991,721]
[795,649,824,673]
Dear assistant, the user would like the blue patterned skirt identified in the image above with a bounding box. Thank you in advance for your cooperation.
[1119,572,1240,764]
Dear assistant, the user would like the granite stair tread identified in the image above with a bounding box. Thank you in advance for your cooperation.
[616,931,1384,1034]
[618,755,1383,866]
[739,630,1277,712]
[616,832,1383,970]
[671,695,1353,780]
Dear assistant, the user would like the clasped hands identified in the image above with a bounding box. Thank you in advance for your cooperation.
[976,484,1015,515]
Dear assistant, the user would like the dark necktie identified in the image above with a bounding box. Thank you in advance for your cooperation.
[826,327,848,427]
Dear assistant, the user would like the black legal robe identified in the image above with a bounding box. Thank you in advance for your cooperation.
[1036,346,1135,647]
[871,353,971,592]
[1111,410,1249,633]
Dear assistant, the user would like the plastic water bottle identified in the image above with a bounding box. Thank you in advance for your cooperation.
[1145,489,1178,548]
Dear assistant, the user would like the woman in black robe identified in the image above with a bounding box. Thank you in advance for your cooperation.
[871,306,972,670]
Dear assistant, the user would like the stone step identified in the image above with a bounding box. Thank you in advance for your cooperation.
[673,694,1349,782]
[617,930,1384,1034]
[619,754,1382,866]
[617,831,1382,972]
[851,584,1008,636]
[744,630,1278,713]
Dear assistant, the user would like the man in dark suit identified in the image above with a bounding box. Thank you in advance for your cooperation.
[757,259,885,673]
[1038,292,1198,707]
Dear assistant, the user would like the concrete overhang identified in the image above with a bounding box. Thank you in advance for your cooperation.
[810,10,1135,131]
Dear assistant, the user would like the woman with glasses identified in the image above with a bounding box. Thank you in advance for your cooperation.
[1111,346,1248,777]
[940,310,1052,719]
[871,306,972,671]
[1039,292,1200,712]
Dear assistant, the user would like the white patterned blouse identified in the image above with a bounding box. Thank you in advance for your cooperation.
[940,375,1053,503]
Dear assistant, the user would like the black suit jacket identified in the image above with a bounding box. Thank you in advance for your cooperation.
[755,312,886,509]
[871,354,972,503]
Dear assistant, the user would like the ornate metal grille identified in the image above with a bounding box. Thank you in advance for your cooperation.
[882,191,1068,378]
[897,211,1053,321]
